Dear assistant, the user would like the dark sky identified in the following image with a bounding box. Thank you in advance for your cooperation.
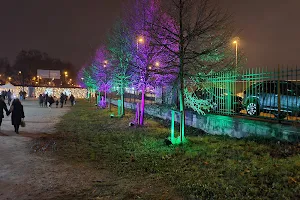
[0,0,299,69]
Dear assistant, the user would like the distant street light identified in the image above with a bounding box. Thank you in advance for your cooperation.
[233,40,238,67]
[154,61,160,67]
[137,36,144,50]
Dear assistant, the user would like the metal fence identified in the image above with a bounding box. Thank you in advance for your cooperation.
[195,66,300,123]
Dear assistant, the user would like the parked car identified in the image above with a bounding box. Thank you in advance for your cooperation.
[243,80,300,118]
[196,87,243,113]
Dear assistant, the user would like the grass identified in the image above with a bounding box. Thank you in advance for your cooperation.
[55,100,300,199]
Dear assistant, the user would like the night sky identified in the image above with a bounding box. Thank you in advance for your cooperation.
[0,0,299,69]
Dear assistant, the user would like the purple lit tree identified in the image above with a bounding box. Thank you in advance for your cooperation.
[91,46,113,106]
[125,0,178,125]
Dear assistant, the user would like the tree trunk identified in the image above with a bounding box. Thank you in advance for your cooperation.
[179,0,185,143]
[139,86,146,125]
[104,90,107,107]
[121,89,125,116]
[179,76,185,143]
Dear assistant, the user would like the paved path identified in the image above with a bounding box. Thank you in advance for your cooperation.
[0,99,70,136]
[0,99,99,200]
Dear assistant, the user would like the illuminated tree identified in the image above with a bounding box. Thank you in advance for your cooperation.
[125,0,177,125]
[91,46,113,104]
[108,20,133,116]
[77,63,97,100]
[149,0,235,142]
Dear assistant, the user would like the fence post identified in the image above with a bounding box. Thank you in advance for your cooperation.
[277,65,281,121]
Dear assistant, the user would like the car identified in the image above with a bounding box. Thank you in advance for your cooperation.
[196,87,243,113]
[243,80,300,118]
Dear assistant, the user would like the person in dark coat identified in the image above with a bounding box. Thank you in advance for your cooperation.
[7,98,25,134]
[7,90,12,105]
[69,94,75,106]
[0,95,9,129]
[60,93,65,108]
[64,94,68,105]
[39,94,43,107]
[48,96,55,108]
[44,93,49,107]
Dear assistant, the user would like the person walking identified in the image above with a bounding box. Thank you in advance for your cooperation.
[0,95,9,130]
[69,94,75,106]
[44,93,49,107]
[7,98,25,134]
[64,94,68,105]
[7,90,12,105]
[48,96,54,108]
[60,93,65,108]
[39,94,43,107]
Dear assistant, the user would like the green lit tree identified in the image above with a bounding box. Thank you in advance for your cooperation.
[108,20,133,116]
[149,0,236,143]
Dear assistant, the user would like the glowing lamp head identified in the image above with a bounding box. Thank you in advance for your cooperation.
[154,61,160,67]
[233,41,237,44]
[137,36,144,44]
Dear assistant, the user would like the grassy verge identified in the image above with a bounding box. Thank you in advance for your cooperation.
[55,100,300,199]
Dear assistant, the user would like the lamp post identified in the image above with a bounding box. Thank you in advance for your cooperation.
[136,36,144,50]
[18,71,24,91]
[64,71,68,86]
[233,40,238,67]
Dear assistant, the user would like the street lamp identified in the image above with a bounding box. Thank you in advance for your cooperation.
[233,40,238,67]
[137,36,144,50]
[154,61,160,67]
[18,71,24,91]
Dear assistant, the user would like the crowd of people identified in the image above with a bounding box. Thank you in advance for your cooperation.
[0,91,76,134]
[38,93,75,108]
[1,90,13,105]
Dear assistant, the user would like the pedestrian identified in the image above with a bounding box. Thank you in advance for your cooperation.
[55,99,59,108]
[7,98,25,134]
[0,95,9,130]
[48,96,54,108]
[64,94,68,105]
[39,94,43,107]
[19,90,23,100]
[7,90,12,105]
[44,93,49,107]
[60,93,65,108]
[69,94,75,106]
[22,91,27,100]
